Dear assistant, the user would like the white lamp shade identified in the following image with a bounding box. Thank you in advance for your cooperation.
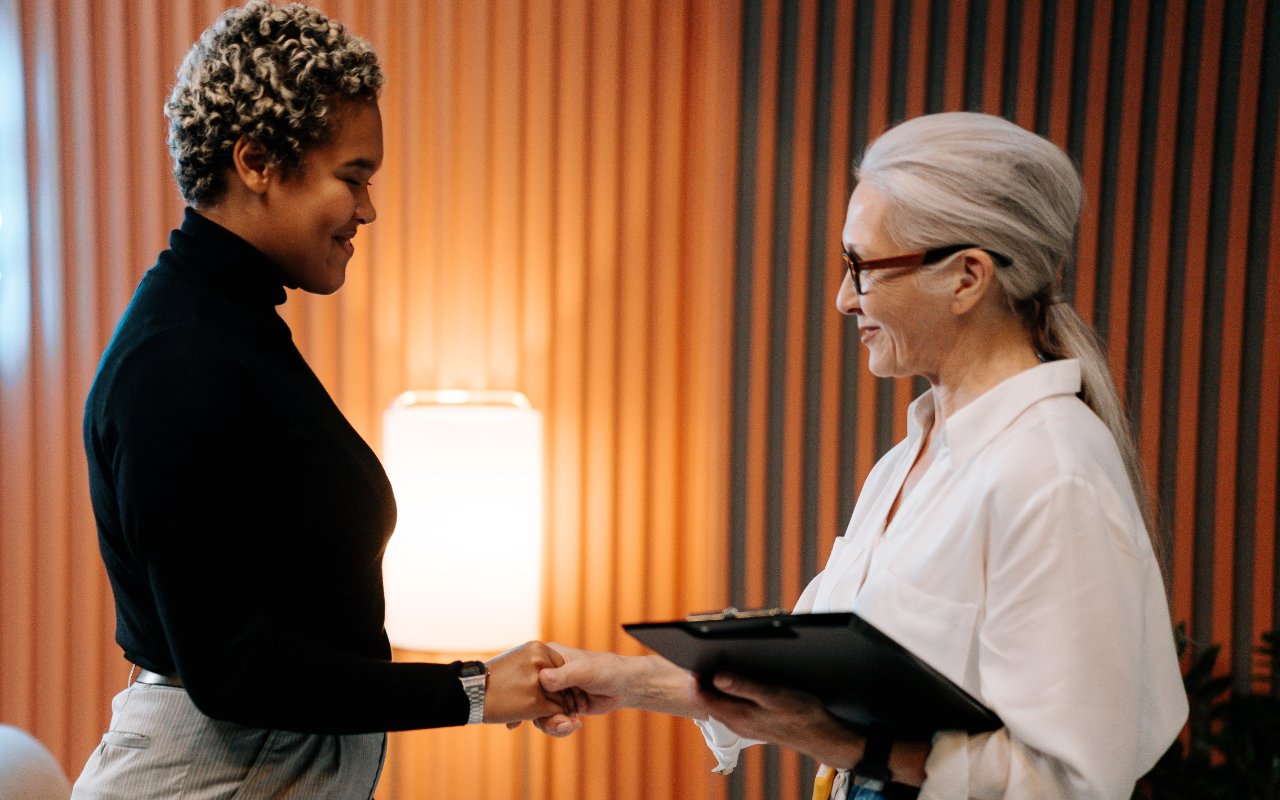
[381,391,543,652]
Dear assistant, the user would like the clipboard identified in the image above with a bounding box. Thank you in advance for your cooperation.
[623,609,1001,737]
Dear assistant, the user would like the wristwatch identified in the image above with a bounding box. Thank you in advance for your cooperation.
[458,661,488,725]
[852,726,892,792]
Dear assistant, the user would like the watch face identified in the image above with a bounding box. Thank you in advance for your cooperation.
[459,661,486,679]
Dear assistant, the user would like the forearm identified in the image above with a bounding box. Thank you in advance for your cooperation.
[791,728,929,788]
[623,655,706,718]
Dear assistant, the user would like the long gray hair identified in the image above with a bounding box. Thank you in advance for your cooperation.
[856,112,1160,565]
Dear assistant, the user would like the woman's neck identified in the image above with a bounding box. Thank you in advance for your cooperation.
[927,313,1041,423]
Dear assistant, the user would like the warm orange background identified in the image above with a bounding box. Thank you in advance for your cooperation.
[1,2,1276,799]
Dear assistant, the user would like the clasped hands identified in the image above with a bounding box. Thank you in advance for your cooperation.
[496,643,855,768]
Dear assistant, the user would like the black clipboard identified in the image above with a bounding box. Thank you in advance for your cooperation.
[623,610,1001,737]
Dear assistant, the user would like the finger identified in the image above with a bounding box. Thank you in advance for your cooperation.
[695,680,764,729]
[544,645,566,669]
[546,642,577,658]
[539,664,571,693]
[546,687,578,716]
[534,714,583,737]
[505,721,522,730]
[711,672,776,704]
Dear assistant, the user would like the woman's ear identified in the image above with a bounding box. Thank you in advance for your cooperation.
[951,251,998,315]
[230,136,272,195]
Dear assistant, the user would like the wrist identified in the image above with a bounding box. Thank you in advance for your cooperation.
[887,738,929,787]
[851,726,894,791]
[806,727,927,789]
[633,655,700,717]
[457,660,488,725]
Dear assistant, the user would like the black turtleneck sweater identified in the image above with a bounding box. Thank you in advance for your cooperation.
[84,208,468,733]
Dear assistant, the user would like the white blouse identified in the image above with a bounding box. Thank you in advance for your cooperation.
[697,359,1187,799]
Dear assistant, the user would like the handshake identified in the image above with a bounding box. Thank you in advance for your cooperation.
[479,640,833,767]
[472,640,907,784]
[476,641,703,734]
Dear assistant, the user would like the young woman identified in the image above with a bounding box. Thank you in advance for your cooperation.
[73,4,568,798]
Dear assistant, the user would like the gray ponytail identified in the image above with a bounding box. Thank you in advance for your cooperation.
[857,112,1161,566]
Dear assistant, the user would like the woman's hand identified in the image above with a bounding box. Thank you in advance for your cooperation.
[530,645,702,736]
[481,641,578,724]
[698,673,930,785]
[696,672,864,769]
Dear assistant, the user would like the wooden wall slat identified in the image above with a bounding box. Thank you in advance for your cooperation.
[859,0,892,484]
[981,0,1009,115]
[1221,0,1266,688]
[944,0,969,108]
[1047,0,1077,146]
[744,0,780,617]
[1140,0,1182,580]
[734,2,781,792]
[1172,0,1217,657]
[30,0,68,764]
[781,0,817,620]
[891,2,932,443]
[817,0,854,570]
[1260,115,1280,659]
[653,0,705,790]
[611,1,653,797]
[1015,0,1044,128]
[583,0,621,786]
[1073,0,1113,324]
[1105,0,1148,403]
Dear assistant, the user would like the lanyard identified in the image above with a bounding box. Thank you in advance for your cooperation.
[812,763,837,800]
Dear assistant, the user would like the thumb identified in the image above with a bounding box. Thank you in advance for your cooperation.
[539,664,570,693]
[711,672,770,703]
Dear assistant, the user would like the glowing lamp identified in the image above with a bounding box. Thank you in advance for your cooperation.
[381,390,543,652]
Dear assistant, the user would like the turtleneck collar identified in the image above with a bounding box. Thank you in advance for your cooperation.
[168,207,290,312]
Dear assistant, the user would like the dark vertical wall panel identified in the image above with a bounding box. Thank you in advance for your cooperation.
[728,0,1280,794]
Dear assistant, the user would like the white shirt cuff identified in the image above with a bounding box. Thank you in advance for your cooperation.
[693,717,764,774]
[919,729,969,800]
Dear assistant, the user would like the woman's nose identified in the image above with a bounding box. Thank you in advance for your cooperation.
[357,188,377,225]
[835,271,860,316]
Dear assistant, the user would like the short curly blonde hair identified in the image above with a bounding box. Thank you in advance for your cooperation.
[165,1,384,204]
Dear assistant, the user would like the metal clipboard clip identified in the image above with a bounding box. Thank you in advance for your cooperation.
[685,606,787,622]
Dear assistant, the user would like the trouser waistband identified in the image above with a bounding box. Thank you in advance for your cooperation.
[134,667,183,688]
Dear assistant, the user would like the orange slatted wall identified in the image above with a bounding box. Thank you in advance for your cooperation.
[0,1,1276,799]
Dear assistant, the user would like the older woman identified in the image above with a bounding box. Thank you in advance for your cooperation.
[73,3,567,798]
[537,113,1187,800]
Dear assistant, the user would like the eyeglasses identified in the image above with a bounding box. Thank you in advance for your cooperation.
[840,243,1013,295]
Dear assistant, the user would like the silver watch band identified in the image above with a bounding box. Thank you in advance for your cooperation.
[458,661,487,725]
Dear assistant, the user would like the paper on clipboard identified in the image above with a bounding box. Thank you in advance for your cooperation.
[623,609,1001,737]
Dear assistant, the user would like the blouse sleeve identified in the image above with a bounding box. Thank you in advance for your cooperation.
[693,718,766,774]
[918,473,1185,800]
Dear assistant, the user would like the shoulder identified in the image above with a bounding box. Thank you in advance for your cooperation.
[976,395,1146,552]
[88,303,265,445]
[987,393,1120,479]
